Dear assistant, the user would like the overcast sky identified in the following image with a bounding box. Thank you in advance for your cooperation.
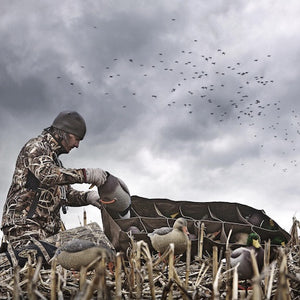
[1,0,300,234]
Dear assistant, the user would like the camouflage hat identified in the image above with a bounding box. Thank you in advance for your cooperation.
[52,111,86,140]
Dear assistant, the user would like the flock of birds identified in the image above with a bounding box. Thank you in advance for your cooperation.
[54,21,300,173]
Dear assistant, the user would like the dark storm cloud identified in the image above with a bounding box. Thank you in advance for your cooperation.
[0,0,300,232]
[0,74,49,112]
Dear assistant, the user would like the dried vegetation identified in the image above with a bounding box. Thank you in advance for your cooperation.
[0,218,299,299]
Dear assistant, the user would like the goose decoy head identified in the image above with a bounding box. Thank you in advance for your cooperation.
[98,173,131,219]
[173,217,189,234]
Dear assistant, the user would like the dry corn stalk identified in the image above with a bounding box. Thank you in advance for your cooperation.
[266,261,276,300]
[250,249,262,299]
[168,243,175,300]
[225,229,232,299]
[185,239,191,290]
[194,263,209,288]
[79,265,87,291]
[232,265,238,300]
[115,253,122,300]
[198,223,205,259]
[136,241,142,299]
[212,246,218,281]
[275,249,291,300]
[264,239,271,295]
[140,241,155,299]
[212,263,222,299]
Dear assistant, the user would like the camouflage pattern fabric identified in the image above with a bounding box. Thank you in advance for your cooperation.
[0,252,11,272]
[1,131,89,249]
[0,222,115,272]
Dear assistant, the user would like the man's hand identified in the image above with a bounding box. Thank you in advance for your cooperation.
[85,168,107,187]
[86,190,102,209]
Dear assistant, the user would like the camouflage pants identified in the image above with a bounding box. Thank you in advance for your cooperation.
[3,216,68,250]
[2,223,49,250]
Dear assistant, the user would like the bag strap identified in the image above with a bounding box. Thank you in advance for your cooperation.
[25,170,41,219]
[27,189,41,219]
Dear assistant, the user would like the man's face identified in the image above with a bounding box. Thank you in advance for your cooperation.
[61,133,81,152]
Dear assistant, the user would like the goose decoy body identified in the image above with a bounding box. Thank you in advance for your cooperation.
[230,232,264,280]
[148,218,189,255]
[98,173,131,219]
[55,239,115,271]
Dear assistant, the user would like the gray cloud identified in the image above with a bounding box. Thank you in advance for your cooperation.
[1,0,300,233]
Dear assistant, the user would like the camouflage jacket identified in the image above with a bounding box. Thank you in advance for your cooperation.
[1,131,89,246]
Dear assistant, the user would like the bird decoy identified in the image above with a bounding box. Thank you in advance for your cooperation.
[271,235,286,246]
[98,173,131,219]
[148,218,189,255]
[261,218,279,230]
[229,233,264,281]
[55,239,115,271]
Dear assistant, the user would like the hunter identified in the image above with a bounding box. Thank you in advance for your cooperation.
[1,111,108,250]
